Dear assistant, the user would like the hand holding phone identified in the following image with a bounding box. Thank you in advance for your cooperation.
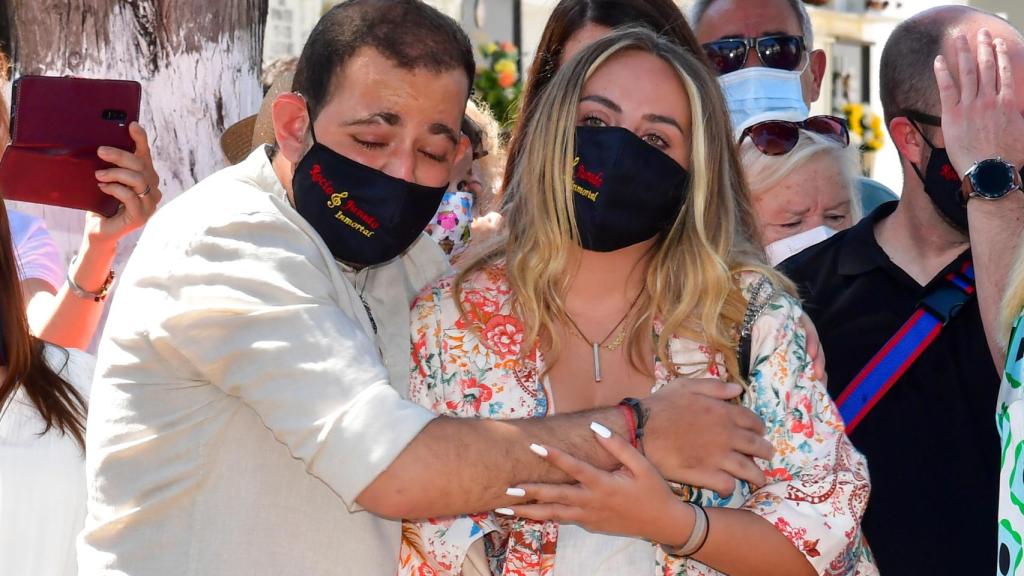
[86,122,162,246]
[0,75,143,217]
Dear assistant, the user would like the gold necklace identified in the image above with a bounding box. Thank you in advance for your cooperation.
[563,289,645,382]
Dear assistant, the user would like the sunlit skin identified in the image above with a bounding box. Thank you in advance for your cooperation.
[271,46,470,195]
[753,153,854,246]
[694,0,826,104]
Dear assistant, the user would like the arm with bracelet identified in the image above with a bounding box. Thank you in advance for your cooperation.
[508,287,874,576]
[21,123,162,350]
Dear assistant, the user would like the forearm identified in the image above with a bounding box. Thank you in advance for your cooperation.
[968,193,1024,368]
[678,506,815,576]
[358,407,627,519]
[34,236,116,349]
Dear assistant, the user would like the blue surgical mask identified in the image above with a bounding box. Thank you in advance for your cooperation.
[720,66,809,131]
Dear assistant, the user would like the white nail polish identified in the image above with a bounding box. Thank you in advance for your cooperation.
[529,443,549,457]
[505,487,526,498]
[495,507,515,516]
[591,421,612,439]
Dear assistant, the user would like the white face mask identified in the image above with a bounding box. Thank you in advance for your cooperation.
[720,65,809,131]
[764,225,837,266]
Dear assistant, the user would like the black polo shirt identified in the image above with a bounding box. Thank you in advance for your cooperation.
[780,202,999,574]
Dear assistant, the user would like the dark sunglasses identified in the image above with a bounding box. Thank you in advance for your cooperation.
[702,35,806,76]
[739,115,850,156]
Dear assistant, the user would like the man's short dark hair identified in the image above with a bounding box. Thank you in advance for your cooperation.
[879,13,955,128]
[879,6,1018,128]
[293,0,475,121]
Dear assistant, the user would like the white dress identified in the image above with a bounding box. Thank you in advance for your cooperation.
[0,345,95,576]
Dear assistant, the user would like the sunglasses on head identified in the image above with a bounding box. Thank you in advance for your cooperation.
[739,115,850,156]
[702,35,806,76]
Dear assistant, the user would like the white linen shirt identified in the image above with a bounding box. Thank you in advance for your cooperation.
[79,147,447,576]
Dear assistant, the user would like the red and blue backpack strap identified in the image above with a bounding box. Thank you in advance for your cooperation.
[835,259,976,433]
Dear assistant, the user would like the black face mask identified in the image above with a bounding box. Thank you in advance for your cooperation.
[909,121,968,231]
[571,126,690,252]
[292,133,447,267]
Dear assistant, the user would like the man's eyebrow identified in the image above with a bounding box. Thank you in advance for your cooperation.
[429,123,459,146]
[643,113,685,135]
[580,94,622,113]
[344,112,401,127]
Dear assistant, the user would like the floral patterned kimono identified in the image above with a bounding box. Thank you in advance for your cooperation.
[998,311,1024,576]
[399,263,877,576]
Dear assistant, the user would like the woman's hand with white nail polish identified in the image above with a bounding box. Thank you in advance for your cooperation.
[506,424,684,545]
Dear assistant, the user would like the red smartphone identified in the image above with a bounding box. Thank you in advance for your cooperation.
[0,76,142,217]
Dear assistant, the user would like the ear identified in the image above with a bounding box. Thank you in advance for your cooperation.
[888,116,928,167]
[454,134,471,169]
[271,93,312,165]
[807,49,827,102]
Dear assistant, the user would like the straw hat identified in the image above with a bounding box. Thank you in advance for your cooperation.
[220,69,296,165]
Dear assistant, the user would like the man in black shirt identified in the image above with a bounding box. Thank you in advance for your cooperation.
[782,6,1024,574]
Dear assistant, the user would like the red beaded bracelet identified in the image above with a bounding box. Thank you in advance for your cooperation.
[618,403,638,449]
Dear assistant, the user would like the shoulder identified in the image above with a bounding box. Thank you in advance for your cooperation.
[737,272,805,334]
[400,234,452,296]
[414,261,511,312]
[133,170,328,276]
[149,167,286,236]
[42,345,96,398]
[4,208,47,246]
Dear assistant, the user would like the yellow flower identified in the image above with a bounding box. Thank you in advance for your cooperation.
[847,105,865,137]
[482,42,498,57]
[494,58,517,75]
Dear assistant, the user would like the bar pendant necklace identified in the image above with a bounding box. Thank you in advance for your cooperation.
[564,289,643,382]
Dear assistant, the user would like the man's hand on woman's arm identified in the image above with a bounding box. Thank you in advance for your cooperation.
[357,377,772,519]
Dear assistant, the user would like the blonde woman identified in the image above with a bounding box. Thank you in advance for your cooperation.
[400,28,874,575]
[736,117,863,265]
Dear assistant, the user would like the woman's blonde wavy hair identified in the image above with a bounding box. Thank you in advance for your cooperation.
[1001,243,1024,348]
[458,27,793,384]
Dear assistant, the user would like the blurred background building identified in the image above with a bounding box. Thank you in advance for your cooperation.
[260,0,1024,193]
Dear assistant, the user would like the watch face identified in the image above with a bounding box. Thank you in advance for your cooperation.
[972,159,1018,199]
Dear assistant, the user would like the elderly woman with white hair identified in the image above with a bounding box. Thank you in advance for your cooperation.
[737,113,863,265]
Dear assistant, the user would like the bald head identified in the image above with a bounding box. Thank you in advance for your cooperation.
[881,6,1024,127]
